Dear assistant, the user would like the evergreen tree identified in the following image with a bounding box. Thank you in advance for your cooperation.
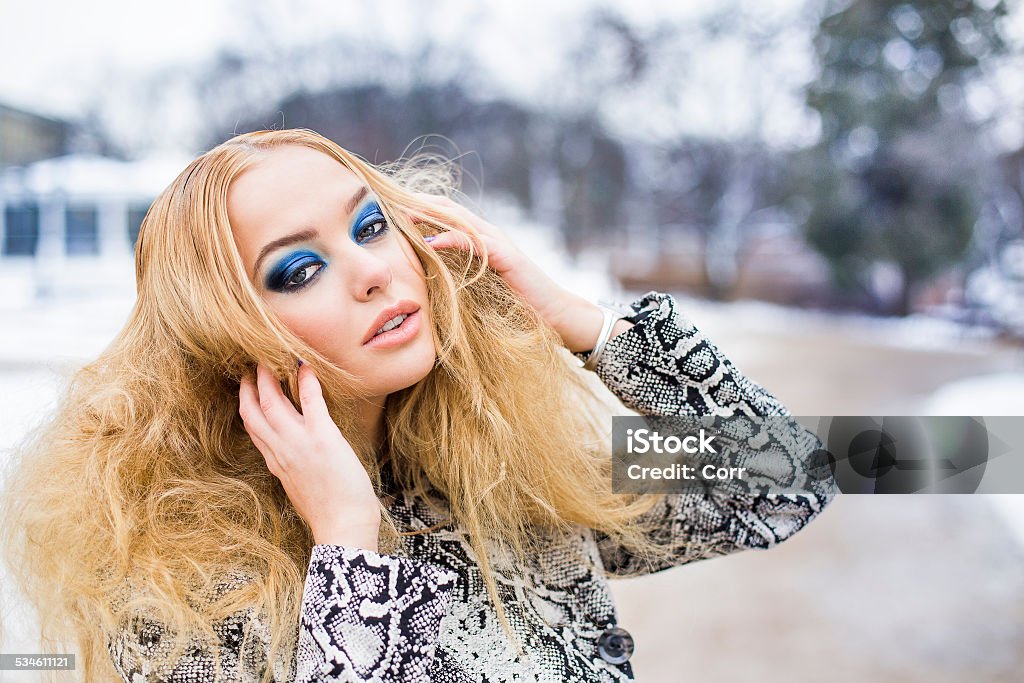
[799,0,1009,314]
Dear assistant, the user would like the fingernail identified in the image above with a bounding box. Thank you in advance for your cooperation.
[424,235,436,243]
[297,358,304,367]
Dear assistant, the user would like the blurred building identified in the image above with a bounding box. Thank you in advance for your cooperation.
[0,152,190,305]
[0,103,70,168]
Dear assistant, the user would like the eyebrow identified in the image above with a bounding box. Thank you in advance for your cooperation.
[252,185,370,279]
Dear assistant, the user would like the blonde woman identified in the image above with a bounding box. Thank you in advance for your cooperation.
[0,129,837,682]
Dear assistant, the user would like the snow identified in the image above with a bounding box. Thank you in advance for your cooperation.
[671,293,1007,353]
[2,152,195,199]
[922,373,1024,416]
[921,373,1024,547]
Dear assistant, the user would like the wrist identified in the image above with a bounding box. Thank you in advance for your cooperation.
[546,292,634,357]
[551,294,605,354]
[314,534,380,553]
[314,516,381,552]
[608,317,633,342]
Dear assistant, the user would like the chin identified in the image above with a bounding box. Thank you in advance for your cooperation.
[388,366,434,394]
[370,346,437,396]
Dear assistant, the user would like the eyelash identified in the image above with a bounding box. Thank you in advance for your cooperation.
[269,209,391,294]
[353,212,390,244]
[272,258,325,293]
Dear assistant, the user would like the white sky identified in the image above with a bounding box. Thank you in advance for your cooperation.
[0,0,226,109]
[0,0,1020,154]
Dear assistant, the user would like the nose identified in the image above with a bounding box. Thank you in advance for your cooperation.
[347,248,393,301]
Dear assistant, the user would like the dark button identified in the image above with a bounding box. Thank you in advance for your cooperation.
[597,626,634,664]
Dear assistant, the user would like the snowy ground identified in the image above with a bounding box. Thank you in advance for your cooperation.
[0,225,1022,680]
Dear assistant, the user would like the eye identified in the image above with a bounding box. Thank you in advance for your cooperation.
[283,262,323,291]
[353,211,390,244]
[266,254,327,293]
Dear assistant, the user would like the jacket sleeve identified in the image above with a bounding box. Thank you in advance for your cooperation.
[586,290,839,578]
[295,545,458,682]
[107,546,458,682]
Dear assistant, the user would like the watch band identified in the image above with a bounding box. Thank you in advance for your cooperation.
[582,304,620,371]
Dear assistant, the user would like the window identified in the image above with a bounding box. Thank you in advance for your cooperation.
[65,206,99,256]
[128,205,149,250]
[3,204,40,256]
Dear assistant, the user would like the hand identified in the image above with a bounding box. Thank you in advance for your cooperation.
[411,195,628,354]
[238,362,381,551]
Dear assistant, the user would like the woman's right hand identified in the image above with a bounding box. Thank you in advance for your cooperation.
[238,362,381,552]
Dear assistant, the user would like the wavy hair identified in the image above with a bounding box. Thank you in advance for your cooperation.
[0,129,673,681]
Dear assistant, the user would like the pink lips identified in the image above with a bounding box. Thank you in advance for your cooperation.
[362,300,421,345]
[363,309,422,349]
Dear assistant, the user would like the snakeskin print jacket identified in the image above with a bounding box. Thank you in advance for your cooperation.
[107,290,838,682]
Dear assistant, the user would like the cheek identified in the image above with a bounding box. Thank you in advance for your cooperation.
[395,236,428,284]
[271,293,354,362]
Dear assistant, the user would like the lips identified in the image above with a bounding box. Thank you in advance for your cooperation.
[363,300,421,345]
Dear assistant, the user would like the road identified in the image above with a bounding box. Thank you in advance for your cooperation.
[609,297,1024,682]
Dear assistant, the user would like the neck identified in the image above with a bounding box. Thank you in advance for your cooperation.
[357,396,398,503]
[357,396,388,457]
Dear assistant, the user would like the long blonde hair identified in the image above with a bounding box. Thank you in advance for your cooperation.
[0,129,671,681]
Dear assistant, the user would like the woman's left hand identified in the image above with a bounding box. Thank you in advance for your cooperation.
[409,194,607,354]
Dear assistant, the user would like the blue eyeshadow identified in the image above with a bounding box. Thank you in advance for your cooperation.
[265,249,325,291]
[261,196,389,293]
[350,199,390,243]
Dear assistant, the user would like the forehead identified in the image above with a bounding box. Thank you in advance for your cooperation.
[227,145,362,262]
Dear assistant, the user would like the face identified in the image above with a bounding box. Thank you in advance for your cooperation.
[227,145,435,403]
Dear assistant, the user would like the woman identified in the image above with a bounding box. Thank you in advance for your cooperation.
[0,129,837,682]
